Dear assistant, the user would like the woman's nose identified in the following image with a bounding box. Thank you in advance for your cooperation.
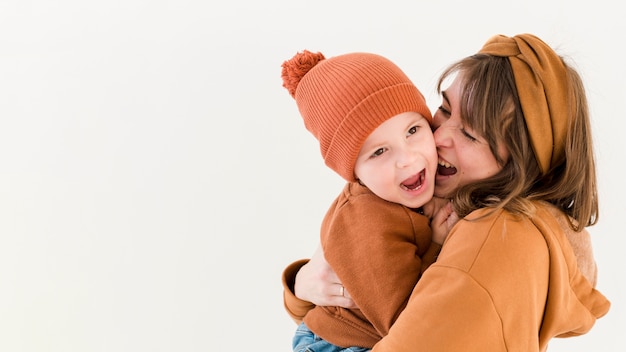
[431,113,445,131]
[434,125,451,147]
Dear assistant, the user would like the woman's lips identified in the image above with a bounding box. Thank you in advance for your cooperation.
[437,160,457,176]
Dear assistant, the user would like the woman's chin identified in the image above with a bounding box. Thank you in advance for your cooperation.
[434,182,456,199]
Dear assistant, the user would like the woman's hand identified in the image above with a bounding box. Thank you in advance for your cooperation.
[294,245,358,309]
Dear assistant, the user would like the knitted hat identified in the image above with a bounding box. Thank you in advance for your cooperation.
[281,50,432,182]
[479,34,569,175]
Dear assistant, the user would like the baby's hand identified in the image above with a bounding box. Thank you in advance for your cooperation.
[422,196,451,219]
[430,202,459,245]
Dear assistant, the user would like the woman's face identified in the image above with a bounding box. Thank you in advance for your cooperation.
[432,74,508,198]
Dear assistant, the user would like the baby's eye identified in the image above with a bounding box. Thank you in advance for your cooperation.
[408,126,418,135]
[371,148,386,158]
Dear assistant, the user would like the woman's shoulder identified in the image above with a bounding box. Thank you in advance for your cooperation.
[461,201,566,230]
[439,206,550,271]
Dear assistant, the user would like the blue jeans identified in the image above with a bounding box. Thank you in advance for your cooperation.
[292,322,371,352]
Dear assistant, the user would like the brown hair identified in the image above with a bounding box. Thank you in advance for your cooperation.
[437,54,598,231]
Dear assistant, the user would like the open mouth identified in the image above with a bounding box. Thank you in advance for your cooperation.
[437,159,457,176]
[401,169,425,191]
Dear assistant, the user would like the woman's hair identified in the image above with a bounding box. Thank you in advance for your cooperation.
[437,54,598,231]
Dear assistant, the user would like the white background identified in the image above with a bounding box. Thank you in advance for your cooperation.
[0,1,623,351]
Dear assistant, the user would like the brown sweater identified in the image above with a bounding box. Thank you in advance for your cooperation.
[283,201,610,351]
[302,181,437,348]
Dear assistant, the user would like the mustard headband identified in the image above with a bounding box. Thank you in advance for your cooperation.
[478,33,569,175]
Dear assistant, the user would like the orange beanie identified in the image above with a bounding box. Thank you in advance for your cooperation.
[281,50,432,182]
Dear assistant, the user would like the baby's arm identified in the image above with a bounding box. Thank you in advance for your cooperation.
[419,200,458,273]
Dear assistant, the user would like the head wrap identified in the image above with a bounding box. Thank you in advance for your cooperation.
[478,33,569,175]
[281,50,432,181]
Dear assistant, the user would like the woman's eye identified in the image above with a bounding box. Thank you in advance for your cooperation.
[437,105,451,116]
[461,128,477,142]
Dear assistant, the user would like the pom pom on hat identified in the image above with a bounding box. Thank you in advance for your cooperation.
[282,50,325,98]
[281,50,432,182]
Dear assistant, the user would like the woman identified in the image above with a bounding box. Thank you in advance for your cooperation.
[281,33,610,351]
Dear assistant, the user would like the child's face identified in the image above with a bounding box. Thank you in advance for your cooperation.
[354,111,437,209]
